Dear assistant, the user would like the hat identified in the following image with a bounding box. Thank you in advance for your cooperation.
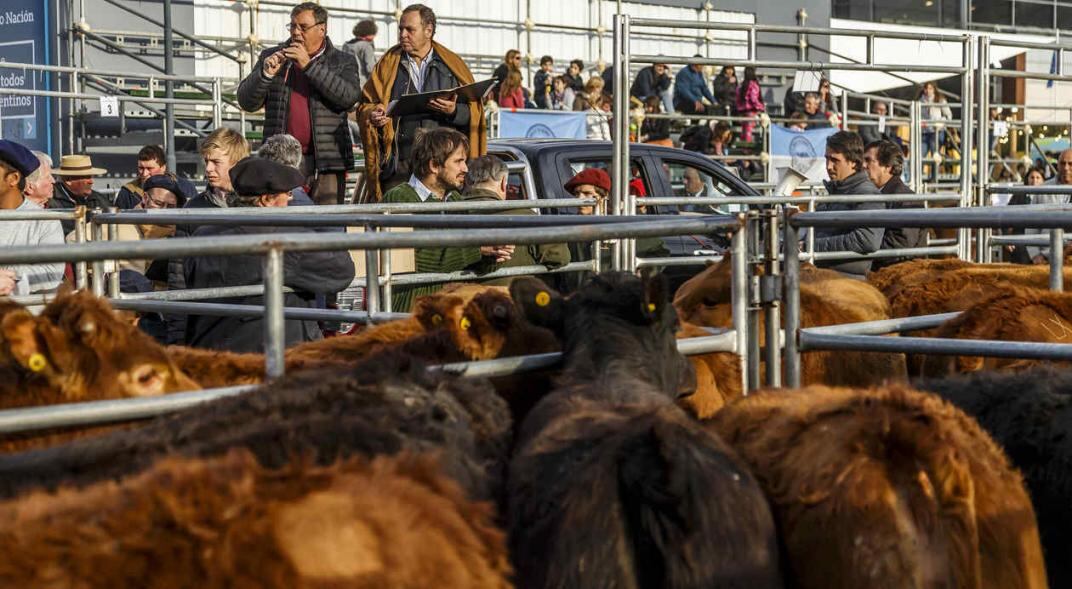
[53,154,107,176]
[142,173,180,195]
[0,139,40,178]
[142,173,188,207]
[564,167,611,194]
[229,157,305,197]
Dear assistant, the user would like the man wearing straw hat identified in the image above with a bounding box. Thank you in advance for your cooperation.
[0,140,65,296]
[50,153,112,235]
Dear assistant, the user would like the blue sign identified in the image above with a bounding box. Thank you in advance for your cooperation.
[0,0,51,153]
[770,125,838,182]
[499,110,587,140]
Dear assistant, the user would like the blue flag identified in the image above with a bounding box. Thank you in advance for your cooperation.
[1048,51,1057,89]
[499,110,587,139]
[770,125,838,183]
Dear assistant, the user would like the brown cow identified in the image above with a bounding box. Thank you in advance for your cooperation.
[922,287,1072,376]
[167,286,530,388]
[165,291,473,387]
[0,449,513,588]
[709,384,1048,589]
[871,260,1072,376]
[873,258,1072,319]
[675,259,906,387]
[0,289,199,408]
[676,322,741,419]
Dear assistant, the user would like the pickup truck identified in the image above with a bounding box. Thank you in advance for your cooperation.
[486,138,762,290]
[339,139,759,323]
[488,138,760,212]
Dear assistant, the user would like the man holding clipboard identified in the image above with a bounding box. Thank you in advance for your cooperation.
[357,4,489,202]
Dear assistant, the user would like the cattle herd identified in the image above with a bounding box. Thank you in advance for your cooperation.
[0,257,1069,588]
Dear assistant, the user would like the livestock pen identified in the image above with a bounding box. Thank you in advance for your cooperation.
[0,213,749,434]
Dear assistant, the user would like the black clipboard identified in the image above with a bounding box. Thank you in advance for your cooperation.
[386,78,499,117]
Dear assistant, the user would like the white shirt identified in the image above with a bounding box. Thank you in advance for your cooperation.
[0,199,65,295]
[404,47,436,92]
[407,174,439,202]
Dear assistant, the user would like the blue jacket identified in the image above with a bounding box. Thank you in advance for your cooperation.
[673,66,716,105]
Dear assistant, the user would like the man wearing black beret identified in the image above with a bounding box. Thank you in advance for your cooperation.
[182,157,355,353]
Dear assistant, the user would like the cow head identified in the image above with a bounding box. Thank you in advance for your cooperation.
[412,294,467,333]
[0,290,199,405]
[446,290,559,361]
[511,272,696,399]
[672,258,733,327]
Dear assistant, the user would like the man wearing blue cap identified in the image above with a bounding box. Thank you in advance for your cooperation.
[0,140,65,296]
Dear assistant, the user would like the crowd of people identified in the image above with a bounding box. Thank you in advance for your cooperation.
[5,1,1071,356]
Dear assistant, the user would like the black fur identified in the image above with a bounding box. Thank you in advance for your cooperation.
[916,367,1072,587]
[0,351,512,504]
[507,272,784,588]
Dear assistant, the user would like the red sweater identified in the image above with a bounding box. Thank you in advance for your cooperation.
[498,89,525,109]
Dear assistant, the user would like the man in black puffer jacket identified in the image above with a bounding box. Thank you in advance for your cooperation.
[864,139,927,271]
[237,2,360,205]
[810,131,885,278]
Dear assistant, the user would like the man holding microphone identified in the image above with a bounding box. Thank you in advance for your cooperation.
[238,2,360,205]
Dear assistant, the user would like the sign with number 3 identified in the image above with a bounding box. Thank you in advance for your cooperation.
[99,96,119,118]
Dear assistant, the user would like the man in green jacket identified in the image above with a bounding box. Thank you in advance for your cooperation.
[463,155,570,287]
[383,127,508,311]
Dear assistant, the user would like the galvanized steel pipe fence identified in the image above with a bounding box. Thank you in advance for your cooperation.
[782,206,1072,388]
[0,215,750,433]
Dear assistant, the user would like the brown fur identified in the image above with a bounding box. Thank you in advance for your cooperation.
[675,259,906,388]
[166,285,518,386]
[922,288,1072,376]
[0,449,513,588]
[676,322,741,419]
[874,262,1072,376]
[868,258,976,301]
[286,293,468,372]
[709,385,1047,589]
[0,290,199,408]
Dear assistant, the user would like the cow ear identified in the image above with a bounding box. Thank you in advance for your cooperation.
[641,270,671,323]
[510,277,565,333]
[1,311,57,376]
[413,294,462,331]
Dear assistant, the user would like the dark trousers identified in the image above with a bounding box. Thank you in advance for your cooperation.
[301,156,346,205]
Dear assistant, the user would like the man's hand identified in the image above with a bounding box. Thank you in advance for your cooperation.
[263,51,287,78]
[429,93,458,116]
[694,100,705,113]
[282,41,312,70]
[480,245,514,263]
[1032,254,1049,265]
[369,106,389,128]
[0,269,17,296]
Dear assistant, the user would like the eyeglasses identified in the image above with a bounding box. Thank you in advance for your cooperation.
[143,195,177,209]
[286,22,324,33]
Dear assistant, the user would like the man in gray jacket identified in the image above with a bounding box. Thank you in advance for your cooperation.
[342,20,377,93]
[237,2,360,205]
[810,130,885,277]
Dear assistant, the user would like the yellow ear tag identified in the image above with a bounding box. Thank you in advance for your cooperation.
[27,353,48,373]
[431,314,442,326]
[535,291,551,307]
[460,316,472,331]
[647,303,656,313]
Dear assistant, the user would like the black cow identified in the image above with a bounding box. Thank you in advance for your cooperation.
[0,351,512,504]
[506,273,784,589]
[917,367,1072,587]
